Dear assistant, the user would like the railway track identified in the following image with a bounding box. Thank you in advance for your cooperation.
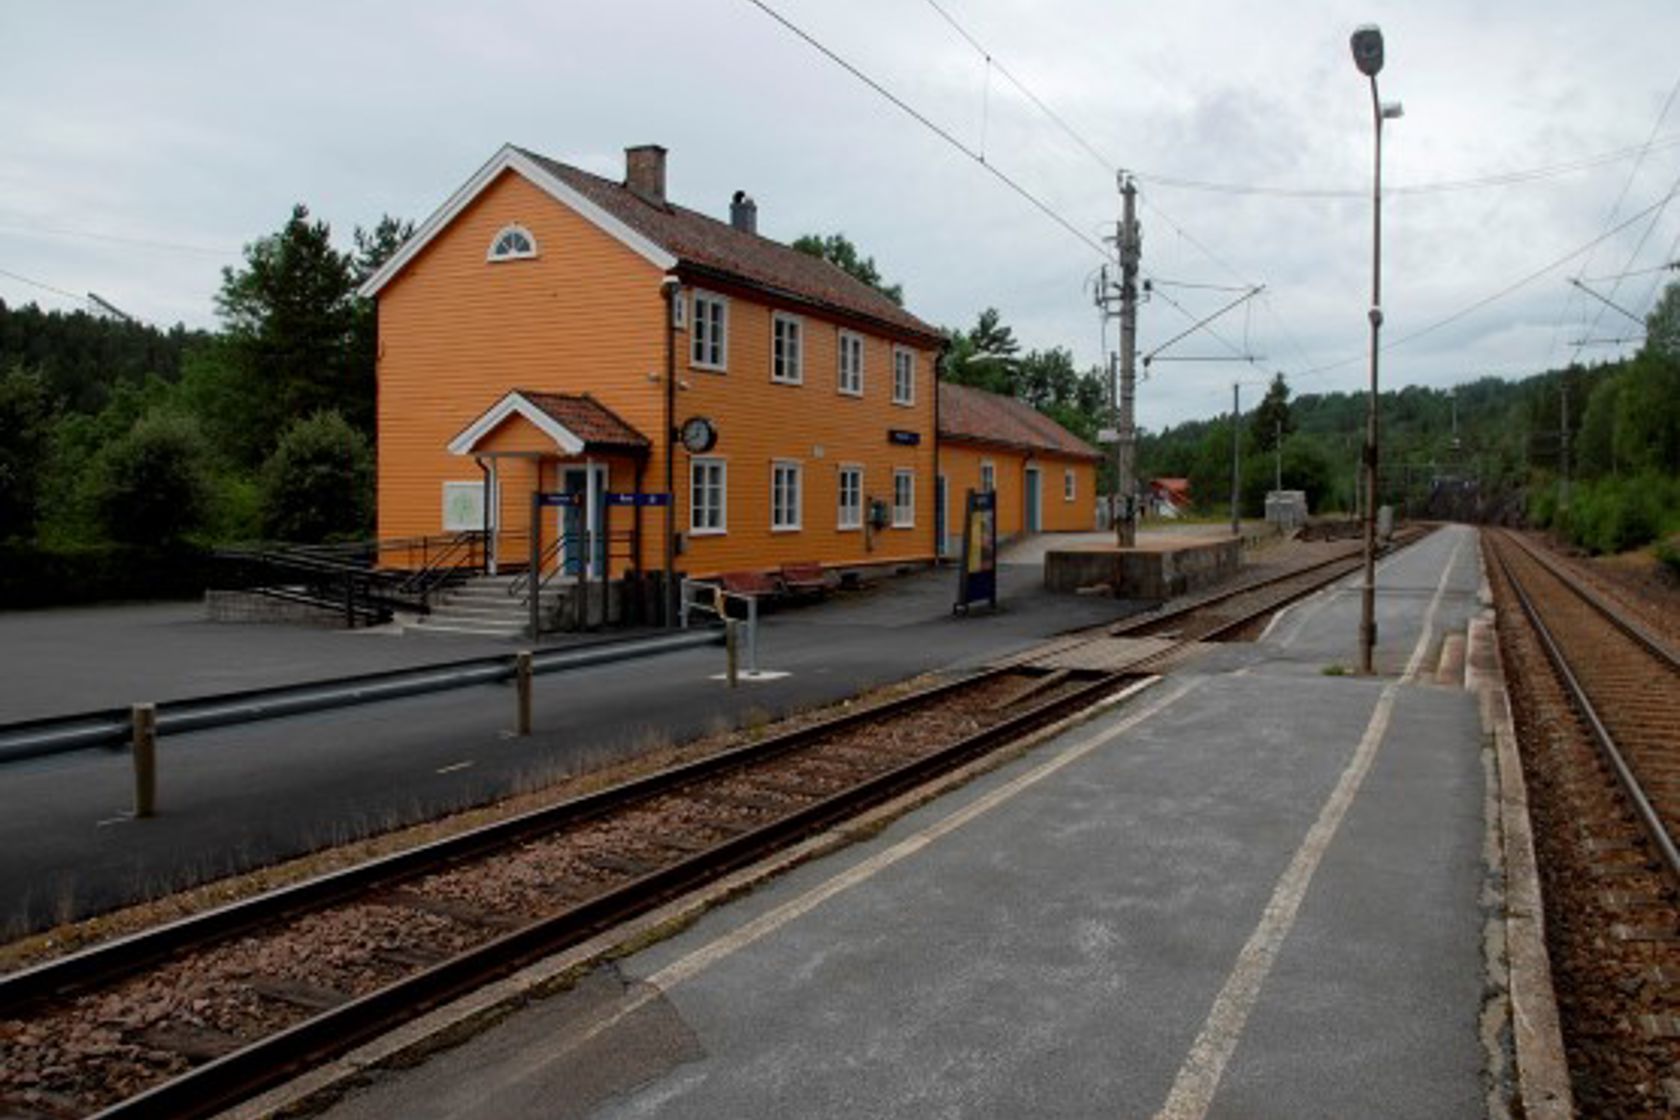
[0,533,1427,1120]
[1484,528,1680,1117]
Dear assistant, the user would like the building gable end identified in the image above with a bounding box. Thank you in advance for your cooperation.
[448,391,587,456]
[359,145,678,299]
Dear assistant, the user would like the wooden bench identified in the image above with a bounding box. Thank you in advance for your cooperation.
[778,562,838,599]
[715,570,781,617]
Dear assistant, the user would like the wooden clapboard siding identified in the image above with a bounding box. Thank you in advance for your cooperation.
[378,169,665,563]
[376,164,939,577]
[673,295,937,576]
[938,440,1097,537]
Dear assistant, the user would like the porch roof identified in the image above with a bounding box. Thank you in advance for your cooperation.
[448,390,651,457]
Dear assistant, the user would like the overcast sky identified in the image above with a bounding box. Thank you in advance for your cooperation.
[3,0,1677,430]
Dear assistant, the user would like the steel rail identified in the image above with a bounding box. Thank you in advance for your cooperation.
[86,667,1135,1120]
[1488,530,1680,886]
[0,629,724,763]
[20,533,1433,1118]
[1106,528,1428,639]
[1496,530,1680,671]
[0,664,1015,1013]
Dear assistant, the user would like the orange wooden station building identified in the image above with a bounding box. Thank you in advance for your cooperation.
[359,143,1098,606]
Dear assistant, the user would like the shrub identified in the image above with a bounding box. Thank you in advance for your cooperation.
[89,410,214,546]
[259,410,374,543]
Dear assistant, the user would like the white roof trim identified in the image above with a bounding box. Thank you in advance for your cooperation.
[447,391,587,456]
[359,144,679,298]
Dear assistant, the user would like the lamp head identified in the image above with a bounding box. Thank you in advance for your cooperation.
[1350,24,1384,77]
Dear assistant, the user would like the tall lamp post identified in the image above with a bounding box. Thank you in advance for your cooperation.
[1351,24,1401,676]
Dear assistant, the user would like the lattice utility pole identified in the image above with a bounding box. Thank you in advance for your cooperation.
[1115,175,1142,547]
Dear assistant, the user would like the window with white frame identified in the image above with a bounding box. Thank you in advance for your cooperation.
[837,465,863,529]
[692,291,728,370]
[487,224,537,262]
[1064,468,1076,502]
[892,347,915,405]
[671,287,687,329]
[772,461,802,530]
[837,330,864,396]
[980,461,996,493]
[772,313,804,384]
[690,458,727,534]
[893,469,915,527]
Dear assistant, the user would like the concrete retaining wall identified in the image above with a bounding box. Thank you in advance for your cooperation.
[204,590,348,628]
[1043,537,1240,601]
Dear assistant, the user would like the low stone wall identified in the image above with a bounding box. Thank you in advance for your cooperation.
[1043,537,1240,601]
[204,590,348,628]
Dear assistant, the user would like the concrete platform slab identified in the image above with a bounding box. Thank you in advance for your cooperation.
[315,525,1507,1119]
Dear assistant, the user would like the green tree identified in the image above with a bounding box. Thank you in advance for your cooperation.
[1249,372,1294,452]
[259,410,374,542]
[0,367,57,541]
[89,410,214,545]
[217,204,363,444]
[1575,373,1622,478]
[790,233,903,305]
[1646,279,1680,361]
[940,307,1021,392]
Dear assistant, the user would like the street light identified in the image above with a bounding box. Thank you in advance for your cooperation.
[1350,23,1400,676]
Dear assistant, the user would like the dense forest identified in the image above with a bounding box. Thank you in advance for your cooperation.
[1,220,1675,607]
[0,207,410,602]
[1137,279,1680,560]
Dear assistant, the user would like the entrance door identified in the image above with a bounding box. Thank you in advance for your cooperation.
[936,475,949,558]
[559,465,607,576]
[1024,466,1042,533]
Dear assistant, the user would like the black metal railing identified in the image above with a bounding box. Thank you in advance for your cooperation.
[213,532,489,627]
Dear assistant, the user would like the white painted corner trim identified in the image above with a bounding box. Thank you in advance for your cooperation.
[447,390,586,456]
[358,144,679,298]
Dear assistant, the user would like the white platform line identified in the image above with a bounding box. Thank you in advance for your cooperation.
[1153,535,1459,1120]
[1402,530,1469,684]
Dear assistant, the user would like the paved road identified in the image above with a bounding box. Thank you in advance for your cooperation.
[0,562,1135,934]
[320,525,1490,1119]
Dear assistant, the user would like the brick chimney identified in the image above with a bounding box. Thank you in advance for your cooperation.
[624,145,667,205]
[729,190,758,235]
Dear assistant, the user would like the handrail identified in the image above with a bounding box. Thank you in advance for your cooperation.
[0,629,728,764]
[507,536,566,600]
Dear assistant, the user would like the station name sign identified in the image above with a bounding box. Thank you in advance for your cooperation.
[538,491,671,507]
[888,429,921,446]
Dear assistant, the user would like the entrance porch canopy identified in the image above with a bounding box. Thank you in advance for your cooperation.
[447,389,651,459]
[447,390,651,576]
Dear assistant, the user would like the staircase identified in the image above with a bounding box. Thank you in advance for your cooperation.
[409,573,567,638]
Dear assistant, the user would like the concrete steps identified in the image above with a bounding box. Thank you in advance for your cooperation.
[411,573,569,638]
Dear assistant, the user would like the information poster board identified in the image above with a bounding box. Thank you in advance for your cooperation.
[954,489,998,614]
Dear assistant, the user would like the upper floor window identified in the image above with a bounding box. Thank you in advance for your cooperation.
[1064,469,1077,502]
[772,313,804,384]
[671,287,687,330]
[487,224,537,262]
[692,290,728,370]
[980,461,996,493]
[893,347,915,405]
[838,330,864,396]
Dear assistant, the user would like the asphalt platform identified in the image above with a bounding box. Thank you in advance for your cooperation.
[315,524,1496,1120]
[0,554,1139,933]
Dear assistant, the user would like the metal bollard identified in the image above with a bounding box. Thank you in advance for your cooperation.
[515,650,533,735]
[725,619,740,688]
[132,703,157,818]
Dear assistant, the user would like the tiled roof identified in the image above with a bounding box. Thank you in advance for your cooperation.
[516,148,941,342]
[938,381,1102,461]
[519,391,650,451]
